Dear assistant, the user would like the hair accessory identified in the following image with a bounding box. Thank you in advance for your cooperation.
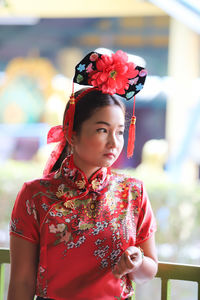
[73,50,147,158]
[73,50,147,100]
[43,125,66,176]
[47,125,65,144]
[127,97,136,158]
[64,92,76,144]
[43,88,97,177]
[64,87,97,144]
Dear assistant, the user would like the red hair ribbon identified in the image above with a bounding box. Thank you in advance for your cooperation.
[43,125,66,177]
[64,87,97,143]
[43,88,97,177]
[47,125,65,144]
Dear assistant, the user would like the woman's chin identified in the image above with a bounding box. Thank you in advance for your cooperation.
[101,157,117,167]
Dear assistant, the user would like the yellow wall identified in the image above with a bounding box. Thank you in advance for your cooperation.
[0,0,166,17]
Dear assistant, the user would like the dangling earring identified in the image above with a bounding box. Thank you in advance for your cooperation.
[66,143,73,156]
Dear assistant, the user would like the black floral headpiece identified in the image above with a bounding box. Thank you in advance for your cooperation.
[73,50,147,100]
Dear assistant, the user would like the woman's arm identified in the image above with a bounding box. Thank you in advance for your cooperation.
[113,234,158,284]
[8,235,39,300]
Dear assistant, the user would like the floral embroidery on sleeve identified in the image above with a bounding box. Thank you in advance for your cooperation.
[26,199,38,221]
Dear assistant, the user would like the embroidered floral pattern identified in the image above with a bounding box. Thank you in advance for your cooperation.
[56,184,75,199]
[76,179,86,189]
[37,265,48,297]
[10,219,20,234]
[26,199,38,220]
[10,155,156,300]
[91,178,101,190]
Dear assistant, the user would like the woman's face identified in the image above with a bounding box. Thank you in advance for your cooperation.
[72,105,125,178]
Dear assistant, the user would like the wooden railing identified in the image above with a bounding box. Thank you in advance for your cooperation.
[0,248,9,300]
[0,248,200,300]
[155,262,200,300]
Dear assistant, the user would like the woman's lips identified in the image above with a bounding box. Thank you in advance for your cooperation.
[104,153,115,159]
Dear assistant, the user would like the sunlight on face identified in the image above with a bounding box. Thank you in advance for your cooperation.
[72,105,125,178]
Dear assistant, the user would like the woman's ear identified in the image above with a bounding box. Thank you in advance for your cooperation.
[71,133,78,146]
[65,124,76,146]
[66,132,77,147]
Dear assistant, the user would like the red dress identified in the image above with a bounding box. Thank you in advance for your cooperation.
[10,155,156,300]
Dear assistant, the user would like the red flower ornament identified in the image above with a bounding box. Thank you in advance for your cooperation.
[90,50,139,95]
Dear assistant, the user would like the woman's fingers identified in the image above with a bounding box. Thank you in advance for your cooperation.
[124,251,136,268]
[112,247,143,278]
[113,251,135,278]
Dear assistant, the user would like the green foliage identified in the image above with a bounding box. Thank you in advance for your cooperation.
[0,160,43,227]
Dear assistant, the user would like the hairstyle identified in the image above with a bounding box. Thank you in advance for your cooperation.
[51,88,125,172]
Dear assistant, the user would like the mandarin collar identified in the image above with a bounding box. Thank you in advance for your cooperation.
[60,155,111,194]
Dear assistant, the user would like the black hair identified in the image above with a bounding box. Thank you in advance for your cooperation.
[51,88,125,172]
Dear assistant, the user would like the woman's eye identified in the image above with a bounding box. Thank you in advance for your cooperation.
[118,130,124,136]
[96,128,107,133]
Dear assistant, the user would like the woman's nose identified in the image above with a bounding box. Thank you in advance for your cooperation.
[107,133,117,148]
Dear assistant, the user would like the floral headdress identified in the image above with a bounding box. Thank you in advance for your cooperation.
[74,50,147,99]
[43,50,147,176]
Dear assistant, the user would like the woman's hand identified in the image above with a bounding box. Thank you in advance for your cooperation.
[113,236,158,284]
[112,246,143,279]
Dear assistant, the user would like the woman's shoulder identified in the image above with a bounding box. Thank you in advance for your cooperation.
[21,171,58,194]
[110,169,143,187]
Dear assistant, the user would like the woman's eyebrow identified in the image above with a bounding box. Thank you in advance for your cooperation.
[95,121,124,127]
[95,121,110,126]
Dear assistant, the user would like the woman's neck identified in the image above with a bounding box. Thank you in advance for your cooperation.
[72,154,101,180]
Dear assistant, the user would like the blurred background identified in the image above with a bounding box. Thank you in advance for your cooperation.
[0,0,200,298]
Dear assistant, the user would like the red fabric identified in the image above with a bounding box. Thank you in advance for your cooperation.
[66,94,75,144]
[43,125,66,177]
[127,116,136,159]
[47,125,65,144]
[127,96,136,159]
[10,155,156,300]
[90,50,139,95]
[44,88,97,177]
[43,141,66,177]
[62,88,97,148]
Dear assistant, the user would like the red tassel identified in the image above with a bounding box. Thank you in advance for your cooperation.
[127,95,136,158]
[64,87,97,143]
[67,94,76,143]
[127,115,136,158]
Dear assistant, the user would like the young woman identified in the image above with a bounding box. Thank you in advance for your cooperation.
[8,50,157,300]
